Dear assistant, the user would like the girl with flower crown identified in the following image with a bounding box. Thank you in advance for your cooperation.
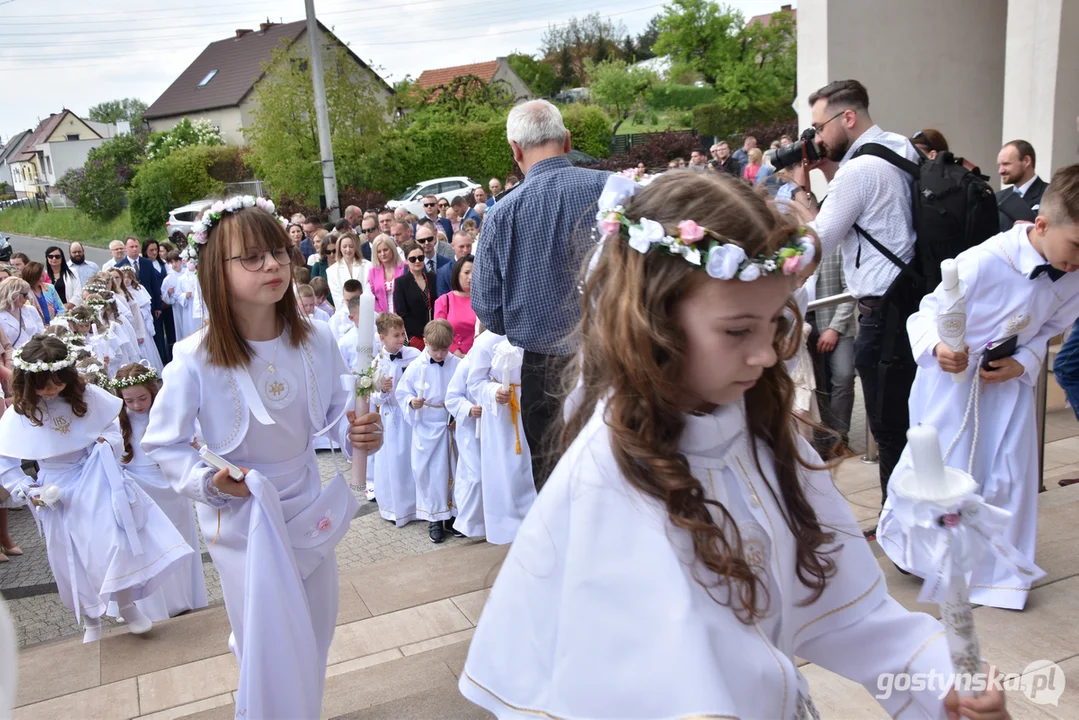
[86,291,140,374]
[140,197,385,719]
[118,268,164,373]
[459,171,1009,720]
[114,362,207,619]
[0,336,194,643]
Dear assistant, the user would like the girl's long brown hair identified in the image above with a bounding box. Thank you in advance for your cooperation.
[561,170,835,623]
[108,268,133,301]
[196,206,312,368]
[114,363,160,464]
[12,336,88,426]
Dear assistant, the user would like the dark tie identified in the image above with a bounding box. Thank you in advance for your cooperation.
[426,259,435,273]
[429,358,444,367]
[389,351,403,360]
[1029,264,1065,282]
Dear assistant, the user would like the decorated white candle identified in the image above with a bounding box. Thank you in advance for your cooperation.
[356,293,375,371]
[938,259,967,384]
[501,371,511,393]
[417,355,427,397]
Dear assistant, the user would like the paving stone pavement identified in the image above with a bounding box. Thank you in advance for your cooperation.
[2,451,469,647]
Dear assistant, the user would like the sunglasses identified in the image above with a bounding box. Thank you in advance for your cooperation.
[407,256,425,263]
[363,226,378,233]
[437,202,449,208]
[417,237,435,244]
[47,254,62,260]
[423,202,437,207]
[326,249,337,255]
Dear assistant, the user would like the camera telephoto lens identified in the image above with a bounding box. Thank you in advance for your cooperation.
[772,128,821,170]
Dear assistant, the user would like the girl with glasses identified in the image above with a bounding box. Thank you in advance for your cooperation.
[141,198,384,719]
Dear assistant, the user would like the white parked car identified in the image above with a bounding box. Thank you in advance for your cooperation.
[166,199,213,244]
[385,176,480,217]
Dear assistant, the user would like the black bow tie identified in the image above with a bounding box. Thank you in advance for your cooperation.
[1029,264,1066,282]
[429,358,444,366]
[389,351,403,361]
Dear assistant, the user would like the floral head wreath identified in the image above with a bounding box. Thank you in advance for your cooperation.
[79,362,109,387]
[190,196,276,245]
[594,173,816,281]
[85,295,116,310]
[12,344,75,374]
[111,363,158,390]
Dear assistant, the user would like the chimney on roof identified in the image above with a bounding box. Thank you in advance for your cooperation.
[235,28,253,39]
[781,4,792,9]
[259,21,278,33]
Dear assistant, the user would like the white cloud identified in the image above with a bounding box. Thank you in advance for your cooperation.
[0,0,790,141]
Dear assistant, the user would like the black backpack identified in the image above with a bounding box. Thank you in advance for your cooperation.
[852,143,999,297]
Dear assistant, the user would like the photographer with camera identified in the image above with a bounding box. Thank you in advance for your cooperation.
[788,80,921,528]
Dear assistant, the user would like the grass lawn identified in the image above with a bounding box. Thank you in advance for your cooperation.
[615,109,695,136]
[0,207,158,248]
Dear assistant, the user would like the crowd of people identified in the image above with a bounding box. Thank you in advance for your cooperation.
[4,81,1071,717]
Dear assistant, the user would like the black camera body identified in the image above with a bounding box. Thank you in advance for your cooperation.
[772,127,821,170]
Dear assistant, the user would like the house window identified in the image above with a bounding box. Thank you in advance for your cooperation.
[198,69,218,88]
[45,157,53,175]
[66,133,79,141]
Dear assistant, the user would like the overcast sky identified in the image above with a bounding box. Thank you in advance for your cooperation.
[0,0,791,142]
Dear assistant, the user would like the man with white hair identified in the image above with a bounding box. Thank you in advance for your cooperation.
[68,242,99,286]
[471,98,609,490]
[487,177,502,206]
[102,240,125,271]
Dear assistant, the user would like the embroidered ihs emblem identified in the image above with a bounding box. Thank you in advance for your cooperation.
[1004,313,1031,337]
[50,416,72,435]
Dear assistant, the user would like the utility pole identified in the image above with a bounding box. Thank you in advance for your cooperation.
[304,0,340,221]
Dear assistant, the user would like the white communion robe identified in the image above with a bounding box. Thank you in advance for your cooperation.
[445,354,484,538]
[879,224,1079,610]
[108,317,141,372]
[0,386,193,623]
[160,268,191,341]
[466,332,535,545]
[128,290,164,373]
[397,352,461,522]
[142,323,359,720]
[121,411,207,620]
[460,399,956,719]
[372,346,422,525]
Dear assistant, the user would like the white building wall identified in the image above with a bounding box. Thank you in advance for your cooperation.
[147,107,246,147]
[43,138,108,187]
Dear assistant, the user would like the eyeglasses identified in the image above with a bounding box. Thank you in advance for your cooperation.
[407,256,425,263]
[423,202,437,208]
[812,110,850,133]
[47,254,62,260]
[226,246,292,272]
[416,237,435,244]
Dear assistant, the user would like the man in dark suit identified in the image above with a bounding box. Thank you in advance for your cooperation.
[996,139,1048,231]
[436,231,474,298]
[450,195,483,229]
[415,224,450,277]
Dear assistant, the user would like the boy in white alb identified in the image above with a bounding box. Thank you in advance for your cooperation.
[879,163,1079,610]
[466,330,536,545]
[396,320,461,543]
[372,312,421,524]
[445,352,484,538]
[159,250,190,341]
[330,279,364,341]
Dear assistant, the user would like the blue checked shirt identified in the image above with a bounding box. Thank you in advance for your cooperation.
[471,156,609,355]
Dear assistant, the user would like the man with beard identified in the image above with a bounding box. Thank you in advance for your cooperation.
[67,242,99,286]
[709,141,742,177]
[791,79,919,535]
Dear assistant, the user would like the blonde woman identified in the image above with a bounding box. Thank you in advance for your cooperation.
[0,277,44,349]
[326,232,371,308]
[367,234,405,313]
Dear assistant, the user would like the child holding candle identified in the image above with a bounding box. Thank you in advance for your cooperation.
[879,163,1079,611]
[372,312,421,525]
[460,171,1009,719]
[465,329,535,545]
[396,319,461,543]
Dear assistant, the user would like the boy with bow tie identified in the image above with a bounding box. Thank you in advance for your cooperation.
[397,319,461,543]
[878,163,1079,610]
[372,312,421,526]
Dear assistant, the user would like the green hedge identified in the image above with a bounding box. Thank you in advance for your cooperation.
[692,100,796,141]
[128,145,246,236]
[560,104,613,159]
[0,207,142,246]
[647,84,716,110]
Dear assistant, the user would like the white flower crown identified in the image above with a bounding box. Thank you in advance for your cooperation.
[111,363,158,390]
[190,196,276,245]
[594,173,816,281]
[12,345,75,374]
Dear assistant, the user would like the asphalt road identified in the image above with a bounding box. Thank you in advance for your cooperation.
[4,233,112,268]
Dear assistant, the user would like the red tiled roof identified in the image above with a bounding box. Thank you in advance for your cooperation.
[415,60,501,90]
[748,5,796,27]
[12,111,72,163]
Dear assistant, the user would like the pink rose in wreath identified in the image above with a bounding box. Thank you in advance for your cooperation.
[677,220,705,244]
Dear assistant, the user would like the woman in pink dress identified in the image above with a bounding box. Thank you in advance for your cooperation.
[367,234,405,313]
[433,255,477,357]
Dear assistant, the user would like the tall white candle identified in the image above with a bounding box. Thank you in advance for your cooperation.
[417,355,427,396]
[938,259,967,385]
[356,293,375,371]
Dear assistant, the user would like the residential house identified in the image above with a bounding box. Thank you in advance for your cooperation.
[143,20,394,146]
[6,110,116,198]
[0,130,32,195]
[415,58,534,102]
[748,3,796,27]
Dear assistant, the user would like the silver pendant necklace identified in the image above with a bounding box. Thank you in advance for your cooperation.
[252,334,296,410]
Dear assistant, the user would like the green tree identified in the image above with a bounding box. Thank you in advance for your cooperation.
[584,58,655,120]
[403,76,517,131]
[653,0,743,88]
[87,97,149,127]
[542,13,628,85]
[634,15,662,61]
[506,52,560,96]
[245,40,389,204]
[55,132,148,222]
